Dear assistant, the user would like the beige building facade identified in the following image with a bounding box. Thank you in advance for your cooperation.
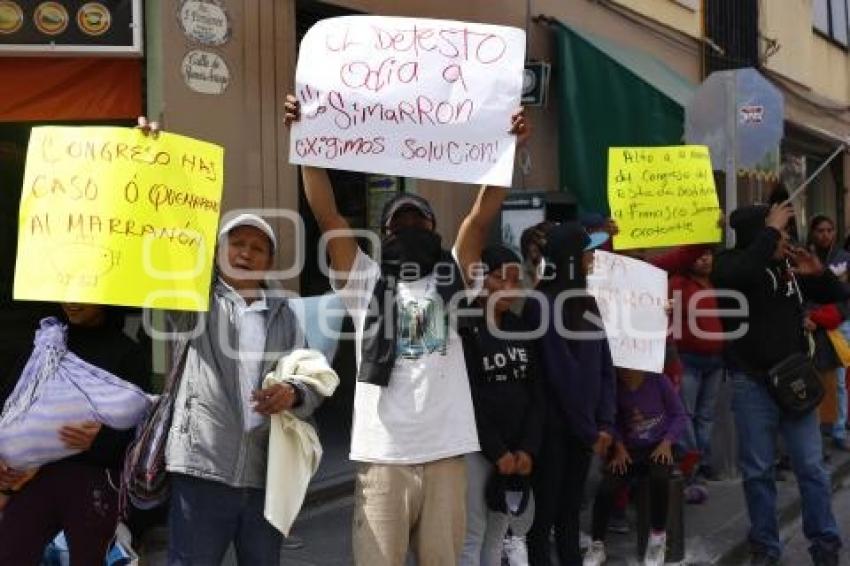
[146,0,708,292]
[146,0,850,283]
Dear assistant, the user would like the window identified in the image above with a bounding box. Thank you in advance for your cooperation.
[813,0,850,47]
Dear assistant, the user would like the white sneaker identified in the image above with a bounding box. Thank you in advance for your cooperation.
[644,531,667,566]
[583,540,607,566]
[504,535,529,566]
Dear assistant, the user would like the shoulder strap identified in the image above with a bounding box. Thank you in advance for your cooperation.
[163,338,191,394]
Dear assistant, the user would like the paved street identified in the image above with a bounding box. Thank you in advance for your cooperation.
[275,452,850,565]
[135,447,850,565]
[279,477,753,565]
[781,480,850,566]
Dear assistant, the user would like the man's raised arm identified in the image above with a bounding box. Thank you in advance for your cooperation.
[285,96,358,280]
[454,109,529,285]
[455,185,507,286]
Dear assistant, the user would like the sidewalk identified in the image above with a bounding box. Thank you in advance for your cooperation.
[715,448,850,565]
[135,440,850,565]
[277,449,850,565]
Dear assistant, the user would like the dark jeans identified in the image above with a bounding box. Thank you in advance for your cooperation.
[527,425,592,566]
[0,460,119,566]
[731,372,842,560]
[167,473,282,566]
[591,451,671,541]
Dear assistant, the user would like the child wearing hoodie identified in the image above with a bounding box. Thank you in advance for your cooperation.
[583,369,687,566]
[523,222,617,566]
[460,245,545,566]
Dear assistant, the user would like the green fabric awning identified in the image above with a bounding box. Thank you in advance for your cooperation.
[553,20,696,214]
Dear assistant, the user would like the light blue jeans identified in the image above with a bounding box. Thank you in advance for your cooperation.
[461,452,513,566]
[833,367,847,441]
[731,372,841,560]
[678,353,724,462]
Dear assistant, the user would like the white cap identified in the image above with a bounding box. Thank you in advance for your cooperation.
[218,213,277,251]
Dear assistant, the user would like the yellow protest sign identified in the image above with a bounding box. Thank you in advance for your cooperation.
[14,126,224,311]
[608,145,722,250]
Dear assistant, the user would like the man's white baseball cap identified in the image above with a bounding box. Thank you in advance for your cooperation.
[218,213,277,251]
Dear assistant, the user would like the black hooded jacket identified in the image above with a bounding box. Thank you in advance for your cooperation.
[713,224,849,374]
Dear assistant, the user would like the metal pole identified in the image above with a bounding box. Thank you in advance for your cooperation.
[724,73,737,246]
[785,143,846,203]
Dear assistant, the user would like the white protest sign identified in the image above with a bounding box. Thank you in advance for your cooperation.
[289,16,525,187]
[587,251,668,373]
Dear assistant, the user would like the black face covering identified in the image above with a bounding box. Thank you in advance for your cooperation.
[381,227,443,279]
[359,227,463,388]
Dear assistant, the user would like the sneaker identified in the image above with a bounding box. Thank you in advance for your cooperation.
[811,546,840,566]
[583,541,606,566]
[684,484,708,504]
[644,531,666,566]
[504,535,529,566]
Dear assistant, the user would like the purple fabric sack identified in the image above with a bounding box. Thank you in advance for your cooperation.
[0,317,152,470]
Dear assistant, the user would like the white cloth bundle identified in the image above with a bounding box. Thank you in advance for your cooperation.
[263,349,339,535]
[0,317,152,470]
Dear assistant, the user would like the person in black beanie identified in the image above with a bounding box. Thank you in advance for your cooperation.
[713,202,845,566]
[524,222,616,566]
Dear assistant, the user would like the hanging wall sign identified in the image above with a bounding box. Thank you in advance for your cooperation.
[182,49,230,95]
[178,0,230,46]
[0,0,142,55]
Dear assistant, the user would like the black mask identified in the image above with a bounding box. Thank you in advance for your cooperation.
[381,227,442,279]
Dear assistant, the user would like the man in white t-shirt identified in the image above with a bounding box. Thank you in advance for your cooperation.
[285,97,528,565]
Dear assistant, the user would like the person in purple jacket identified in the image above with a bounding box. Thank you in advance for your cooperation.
[523,222,616,566]
[583,369,688,566]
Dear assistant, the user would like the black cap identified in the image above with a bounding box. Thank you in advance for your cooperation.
[486,473,532,516]
[543,222,591,261]
[579,211,606,231]
[481,244,522,274]
[380,193,436,230]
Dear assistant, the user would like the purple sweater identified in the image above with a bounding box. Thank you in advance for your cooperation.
[616,373,687,450]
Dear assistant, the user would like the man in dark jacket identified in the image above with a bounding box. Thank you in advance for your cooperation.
[712,203,845,566]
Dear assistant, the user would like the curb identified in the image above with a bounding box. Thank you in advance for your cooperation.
[716,454,850,565]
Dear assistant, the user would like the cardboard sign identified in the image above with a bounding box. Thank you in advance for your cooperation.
[14,126,224,311]
[289,15,525,187]
[608,145,722,250]
[587,251,668,373]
